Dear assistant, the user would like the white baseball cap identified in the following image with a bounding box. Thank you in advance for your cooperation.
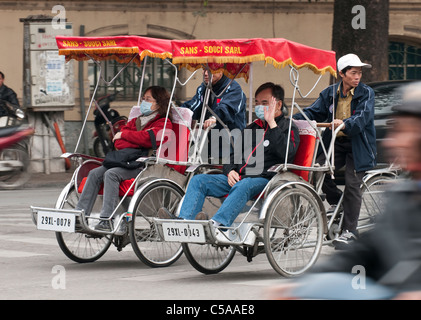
[337,53,372,72]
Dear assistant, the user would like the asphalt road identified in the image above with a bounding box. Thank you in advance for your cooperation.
[0,183,335,304]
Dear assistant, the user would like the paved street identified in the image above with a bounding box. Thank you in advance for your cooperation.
[0,178,335,302]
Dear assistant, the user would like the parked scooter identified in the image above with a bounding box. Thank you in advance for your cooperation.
[0,100,34,189]
[92,92,127,157]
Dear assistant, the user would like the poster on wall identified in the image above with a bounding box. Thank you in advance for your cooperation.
[28,22,74,109]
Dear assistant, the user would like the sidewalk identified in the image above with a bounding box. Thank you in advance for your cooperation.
[26,170,75,189]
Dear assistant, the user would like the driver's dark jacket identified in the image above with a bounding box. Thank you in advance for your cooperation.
[181,75,247,132]
[293,82,376,172]
[0,85,20,107]
[223,114,300,179]
[312,180,421,293]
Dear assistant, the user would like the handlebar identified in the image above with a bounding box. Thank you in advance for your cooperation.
[0,99,25,119]
[317,122,338,128]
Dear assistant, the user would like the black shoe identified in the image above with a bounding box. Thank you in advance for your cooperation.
[195,211,209,220]
[157,207,177,219]
[95,220,113,232]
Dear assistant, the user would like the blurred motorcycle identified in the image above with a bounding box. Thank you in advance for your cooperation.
[92,92,127,157]
[0,100,34,189]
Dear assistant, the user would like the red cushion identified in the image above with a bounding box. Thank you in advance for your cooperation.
[162,122,189,175]
[291,120,317,181]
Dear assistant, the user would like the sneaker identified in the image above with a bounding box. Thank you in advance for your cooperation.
[332,230,357,250]
[195,211,209,220]
[214,228,230,244]
[157,207,177,219]
[95,220,113,232]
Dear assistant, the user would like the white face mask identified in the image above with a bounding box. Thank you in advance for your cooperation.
[140,100,154,116]
[254,105,267,121]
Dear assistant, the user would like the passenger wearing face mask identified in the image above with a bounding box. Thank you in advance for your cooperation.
[77,86,173,231]
[159,82,299,228]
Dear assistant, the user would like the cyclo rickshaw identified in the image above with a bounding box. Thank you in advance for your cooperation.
[30,35,204,266]
[30,36,397,277]
[31,35,249,267]
[145,38,399,277]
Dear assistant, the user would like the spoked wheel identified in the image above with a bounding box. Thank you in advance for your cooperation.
[263,187,324,277]
[359,174,396,231]
[55,185,113,263]
[129,180,184,267]
[182,242,236,275]
[0,145,31,190]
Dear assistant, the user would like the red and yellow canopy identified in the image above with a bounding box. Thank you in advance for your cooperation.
[56,35,172,65]
[171,38,337,80]
[56,36,337,79]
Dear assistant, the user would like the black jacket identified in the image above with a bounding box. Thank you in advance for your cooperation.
[293,82,376,172]
[181,75,247,132]
[0,84,20,107]
[313,180,421,293]
[223,114,300,179]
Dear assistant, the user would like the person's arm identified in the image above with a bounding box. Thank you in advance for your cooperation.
[212,83,246,127]
[120,117,173,149]
[265,97,300,162]
[8,90,20,108]
[2,87,20,108]
[181,85,204,120]
[266,120,300,163]
[293,86,331,122]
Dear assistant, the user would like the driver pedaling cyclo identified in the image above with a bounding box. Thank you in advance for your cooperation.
[293,53,376,249]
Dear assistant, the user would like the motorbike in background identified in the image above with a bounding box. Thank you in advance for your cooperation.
[0,100,34,189]
[92,92,127,157]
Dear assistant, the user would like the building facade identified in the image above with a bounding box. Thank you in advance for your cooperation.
[1,0,420,171]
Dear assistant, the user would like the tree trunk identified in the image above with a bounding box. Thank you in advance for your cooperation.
[332,0,389,83]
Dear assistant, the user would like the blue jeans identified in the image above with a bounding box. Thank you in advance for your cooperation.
[179,174,269,227]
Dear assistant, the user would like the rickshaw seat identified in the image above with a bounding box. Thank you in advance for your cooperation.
[216,120,318,203]
[77,106,192,196]
[157,106,192,175]
[290,120,317,181]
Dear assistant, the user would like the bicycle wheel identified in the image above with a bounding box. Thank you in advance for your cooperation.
[263,186,323,277]
[182,242,236,275]
[55,185,113,263]
[0,144,31,190]
[359,174,395,231]
[129,180,184,267]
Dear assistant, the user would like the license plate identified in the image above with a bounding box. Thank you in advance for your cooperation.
[37,211,76,233]
[162,222,206,243]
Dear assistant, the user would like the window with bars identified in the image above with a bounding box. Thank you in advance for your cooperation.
[88,57,176,100]
[389,41,421,80]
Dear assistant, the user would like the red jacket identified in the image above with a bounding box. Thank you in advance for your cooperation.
[114,114,173,150]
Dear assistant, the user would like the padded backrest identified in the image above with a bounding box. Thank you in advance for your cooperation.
[126,105,192,175]
[157,107,193,175]
[291,120,317,181]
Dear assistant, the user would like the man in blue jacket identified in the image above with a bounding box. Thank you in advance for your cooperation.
[181,68,247,162]
[293,53,376,249]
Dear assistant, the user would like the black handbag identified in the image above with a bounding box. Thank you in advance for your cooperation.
[102,130,157,169]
